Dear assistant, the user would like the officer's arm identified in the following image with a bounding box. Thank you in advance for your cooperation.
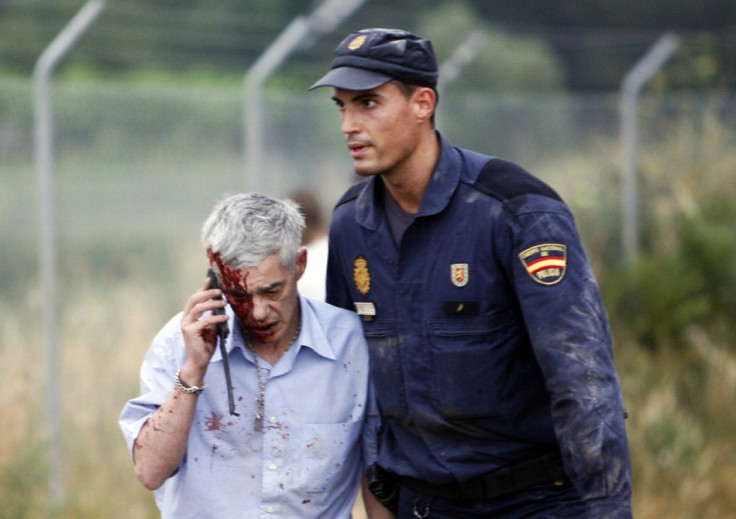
[325,225,354,310]
[507,205,633,518]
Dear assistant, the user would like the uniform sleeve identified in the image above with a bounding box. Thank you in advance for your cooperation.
[118,314,184,457]
[502,199,632,518]
[361,378,381,470]
[325,217,355,312]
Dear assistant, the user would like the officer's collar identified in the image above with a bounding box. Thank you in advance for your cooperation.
[415,132,461,217]
[355,132,461,227]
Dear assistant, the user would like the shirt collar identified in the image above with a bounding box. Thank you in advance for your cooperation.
[292,294,337,361]
[416,132,462,217]
[354,131,462,227]
[210,294,337,363]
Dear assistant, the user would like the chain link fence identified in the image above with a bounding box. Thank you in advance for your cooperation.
[2,78,734,287]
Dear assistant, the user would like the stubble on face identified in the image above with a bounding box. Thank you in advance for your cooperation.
[337,83,420,179]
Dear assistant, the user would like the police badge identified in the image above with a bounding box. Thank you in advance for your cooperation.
[353,256,371,295]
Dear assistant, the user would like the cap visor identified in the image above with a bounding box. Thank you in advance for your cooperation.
[309,67,392,91]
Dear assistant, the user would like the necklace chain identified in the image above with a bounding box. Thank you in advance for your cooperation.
[245,318,301,432]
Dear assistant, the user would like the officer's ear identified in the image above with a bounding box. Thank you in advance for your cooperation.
[412,86,437,124]
[295,247,307,281]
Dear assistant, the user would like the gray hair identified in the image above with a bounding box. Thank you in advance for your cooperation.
[201,192,305,271]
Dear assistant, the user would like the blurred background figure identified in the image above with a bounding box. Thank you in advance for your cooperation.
[290,188,329,301]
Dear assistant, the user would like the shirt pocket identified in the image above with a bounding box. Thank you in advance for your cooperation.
[293,421,362,496]
[427,312,523,419]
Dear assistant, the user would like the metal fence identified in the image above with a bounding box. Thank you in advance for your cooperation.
[1,77,734,266]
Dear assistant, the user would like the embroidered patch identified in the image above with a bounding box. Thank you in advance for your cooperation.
[353,256,371,295]
[518,244,567,285]
[451,263,469,287]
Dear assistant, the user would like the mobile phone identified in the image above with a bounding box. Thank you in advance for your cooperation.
[206,268,238,416]
[207,268,229,336]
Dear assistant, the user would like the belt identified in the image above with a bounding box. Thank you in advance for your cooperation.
[399,452,570,501]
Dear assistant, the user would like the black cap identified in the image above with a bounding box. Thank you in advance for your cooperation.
[309,28,438,91]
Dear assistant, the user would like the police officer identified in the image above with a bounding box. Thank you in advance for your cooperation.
[310,28,632,518]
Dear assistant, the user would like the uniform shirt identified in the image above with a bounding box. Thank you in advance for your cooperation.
[326,133,632,517]
[119,295,377,519]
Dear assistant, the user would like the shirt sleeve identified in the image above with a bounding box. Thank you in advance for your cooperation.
[503,199,632,517]
[118,313,184,456]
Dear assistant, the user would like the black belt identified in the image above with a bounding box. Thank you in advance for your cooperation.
[399,452,570,501]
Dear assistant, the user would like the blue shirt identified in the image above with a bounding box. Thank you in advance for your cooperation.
[326,134,632,517]
[119,295,377,519]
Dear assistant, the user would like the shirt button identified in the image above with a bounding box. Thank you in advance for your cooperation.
[266,506,274,513]
[269,416,277,423]
[268,462,277,470]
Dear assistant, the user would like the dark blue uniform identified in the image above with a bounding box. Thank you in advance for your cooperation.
[326,133,632,517]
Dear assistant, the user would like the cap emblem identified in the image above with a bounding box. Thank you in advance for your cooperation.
[347,35,367,51]
[353,255,371,295]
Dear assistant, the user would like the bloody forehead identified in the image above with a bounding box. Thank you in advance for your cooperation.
[207,249,248,290]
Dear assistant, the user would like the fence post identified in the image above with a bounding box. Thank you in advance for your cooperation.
[242,0,368,193]
[620,33,679,262]
[33,0,106,502]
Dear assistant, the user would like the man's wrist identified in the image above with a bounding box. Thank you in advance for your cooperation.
[175,369,207,394]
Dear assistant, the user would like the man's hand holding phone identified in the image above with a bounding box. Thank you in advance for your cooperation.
[179,274,229,384]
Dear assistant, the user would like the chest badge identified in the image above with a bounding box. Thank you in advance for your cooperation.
[519,243,567,285]
[451,263,469,287]
[353,255,371,295]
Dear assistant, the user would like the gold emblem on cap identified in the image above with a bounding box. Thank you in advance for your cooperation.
[348,35,367,51]
[353,255,371,295]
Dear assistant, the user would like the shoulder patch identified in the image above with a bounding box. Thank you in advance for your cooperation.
[474,158,562,202]
[519,243,567,285]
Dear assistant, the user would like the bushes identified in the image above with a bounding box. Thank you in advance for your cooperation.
[602,93,736,349]
[603,251,710,350]
[600,109,736,516]
[679,195,736,338]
